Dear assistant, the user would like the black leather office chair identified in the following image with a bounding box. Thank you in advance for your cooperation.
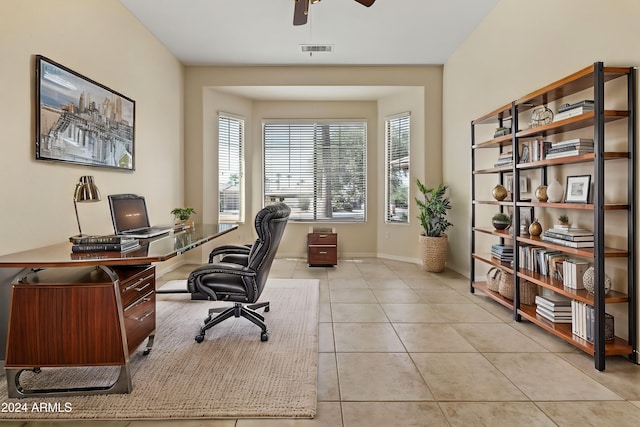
[187,203,290,343]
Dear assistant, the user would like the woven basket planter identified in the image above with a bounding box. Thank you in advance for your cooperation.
[419,234,448,272]
[486,267,502,292]
[498,270,538,304]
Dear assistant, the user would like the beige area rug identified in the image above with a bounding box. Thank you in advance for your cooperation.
[0,279,319,420]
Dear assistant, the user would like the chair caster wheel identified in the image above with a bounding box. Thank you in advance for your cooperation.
[204,316,211,323]
[264,305,270,313]
[143,349,151,356]
[261,332,269,342]
[195,334,205,343]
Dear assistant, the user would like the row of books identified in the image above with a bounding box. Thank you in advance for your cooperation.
[542,227,594,248]
[545,138,594,159]
[536,294,572,323]
[572,300,597,343]
[518,245,563,277]
[561,258,590,290]
[554,100,594,122]
[70,235,140,253]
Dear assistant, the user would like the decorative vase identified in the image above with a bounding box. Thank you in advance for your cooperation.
[492,184,508,201]
[528,218,542,236]
[492,221,510,230]
[547,179,564,203]
[535,185,548,202]
[582,266,612,294]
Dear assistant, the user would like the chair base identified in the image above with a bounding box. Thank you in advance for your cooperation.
[195,301,270,343]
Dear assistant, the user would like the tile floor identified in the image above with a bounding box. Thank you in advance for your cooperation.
[9,258,640,426]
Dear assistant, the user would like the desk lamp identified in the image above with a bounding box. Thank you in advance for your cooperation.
[72,175,101,238]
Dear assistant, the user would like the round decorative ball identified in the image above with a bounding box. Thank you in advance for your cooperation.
[582,267,612,294]
[528,219,542,236]
[535,185,548,202]
[492,184,508,201]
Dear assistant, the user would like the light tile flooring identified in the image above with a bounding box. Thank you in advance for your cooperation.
[10,258,640,426]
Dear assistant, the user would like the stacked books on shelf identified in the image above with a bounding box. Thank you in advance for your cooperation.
[572,301,596,343]
[530,138,553,161]
[536,293,572,323]
[553,100,594,122]
[562,258,590,289]
[494,151,513,168]
[491,244,513,263]
[542,227,594,248]
[544,138,594,159]
[70,235,140,253]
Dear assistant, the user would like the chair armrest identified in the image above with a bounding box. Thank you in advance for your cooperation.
[187,262,257,295]
[208,244,252,263]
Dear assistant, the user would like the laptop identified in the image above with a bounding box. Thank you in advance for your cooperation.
[108,194,173,239]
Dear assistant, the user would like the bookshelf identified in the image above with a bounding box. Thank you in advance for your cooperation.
[470,63,637,371]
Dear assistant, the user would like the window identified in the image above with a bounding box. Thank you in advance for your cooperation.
[218,113,244,223]
[385,113,410,223]
[263,121,367,222]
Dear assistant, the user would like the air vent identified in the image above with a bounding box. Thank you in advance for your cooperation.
[300,44,334,53]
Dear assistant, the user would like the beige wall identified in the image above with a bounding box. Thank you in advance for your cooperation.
[0,0,184,273]
[443,0,640,340]
[184,66,442,262]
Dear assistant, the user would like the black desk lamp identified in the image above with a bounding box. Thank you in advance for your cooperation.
[72,176,101,238]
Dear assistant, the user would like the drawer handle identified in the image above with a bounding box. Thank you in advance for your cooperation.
[124,274,154,292]
[124,290,154,311]
[134,309,155,322]
[319,251,328,254]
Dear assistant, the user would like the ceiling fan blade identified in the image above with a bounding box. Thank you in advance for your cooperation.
[293,0,309,26]
[354,0,375,6]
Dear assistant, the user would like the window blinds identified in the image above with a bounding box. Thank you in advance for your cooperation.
[385,113,410,223]
[218,113,244,223]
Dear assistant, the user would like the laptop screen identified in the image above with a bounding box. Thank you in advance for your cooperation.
[108,194,151,233]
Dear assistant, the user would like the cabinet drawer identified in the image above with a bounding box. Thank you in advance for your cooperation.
[308,246,337,265]
[120,271,155,308]
[308,233,337,245]
[123,290,155,355]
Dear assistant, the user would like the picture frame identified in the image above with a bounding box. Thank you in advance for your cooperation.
[519,143,530,163]
[564,175,591,203]
[505,174,529,195]
[509,206,534,235]
[35,55,135,170]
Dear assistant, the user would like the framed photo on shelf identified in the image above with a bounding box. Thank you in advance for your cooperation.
[564,175,591,203]
[505,174,529,195]
[519,143,530,163]
[35,55,136,170]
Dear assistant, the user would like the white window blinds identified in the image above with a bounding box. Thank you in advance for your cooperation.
[385,113,410,223]
[263,121,367,222]
[218,113,244,223]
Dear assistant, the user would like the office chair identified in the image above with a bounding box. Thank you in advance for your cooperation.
[187,203,290,343]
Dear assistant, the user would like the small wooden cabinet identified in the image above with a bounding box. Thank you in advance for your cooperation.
[307,232,338,266]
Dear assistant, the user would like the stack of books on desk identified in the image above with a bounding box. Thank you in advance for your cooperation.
[70,235,140,253]
[491,244,513,262]
[542,227,594,248]
[544,138,594,159]
[536,294,572,323]
[553,100,594,122]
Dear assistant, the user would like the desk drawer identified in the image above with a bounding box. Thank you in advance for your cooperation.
[123,290,155,355]
[308,246,337,265]
[308,233,337,245]
[120,270,155,308]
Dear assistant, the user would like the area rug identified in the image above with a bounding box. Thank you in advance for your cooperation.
[0,278,319,420]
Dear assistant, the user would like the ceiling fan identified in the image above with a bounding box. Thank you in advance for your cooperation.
[293,0,376,26]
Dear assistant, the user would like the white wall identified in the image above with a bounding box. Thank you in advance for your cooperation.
[0,0,184,261]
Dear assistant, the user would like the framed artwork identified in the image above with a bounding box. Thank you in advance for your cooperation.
[35,55,135,170]
[519,143,530,163]
[565,175,591,203]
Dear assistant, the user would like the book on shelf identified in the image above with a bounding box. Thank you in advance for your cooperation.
[531,139,552,161]
[535,294,572,310]
[562,258,589,289]
[553,106,594,122]
[571,301,599,342]
[541,236,595,248]
[550,138,594,149]
[543,228,594,242]
[558,100,594,113]
[69,234,137,244]
[536,305,572,323]
[71,240,140,253]
[545,150,594,160]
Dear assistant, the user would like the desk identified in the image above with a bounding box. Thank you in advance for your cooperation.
[0,224,236,398]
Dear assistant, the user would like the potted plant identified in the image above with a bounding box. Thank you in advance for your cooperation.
[557,214,570,228]
[171,207,196,227]
[415,180,453,272]
[492,212,511,230]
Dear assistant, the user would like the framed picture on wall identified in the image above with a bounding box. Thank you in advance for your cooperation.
[35,55,136,170]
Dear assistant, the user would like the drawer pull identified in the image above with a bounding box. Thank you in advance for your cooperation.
[319,251,328,254]
[124,290,154,311]
[134,309,155,322]
[123,274,154,292]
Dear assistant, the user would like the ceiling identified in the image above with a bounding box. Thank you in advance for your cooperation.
[119,0,499,66]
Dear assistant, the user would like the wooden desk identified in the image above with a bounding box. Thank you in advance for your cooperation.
[0,224,236,398]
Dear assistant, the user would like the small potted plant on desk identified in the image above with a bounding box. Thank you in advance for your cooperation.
[415,180,453,273]
[171,207,196,229]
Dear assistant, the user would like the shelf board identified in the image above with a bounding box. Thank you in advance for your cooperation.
[517,152,630,169]
[472,103,514,125]
[473,200,514,207]
[515,201,629,211]
[473,227,513,240]
[472,253,514,273]
[518,304,633,356]
[516,269,629,304]
[516,64,632,112]
[473,134,512,149]
[472,281,514,310]
[473,165,513,174]
[517,235,629,258]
